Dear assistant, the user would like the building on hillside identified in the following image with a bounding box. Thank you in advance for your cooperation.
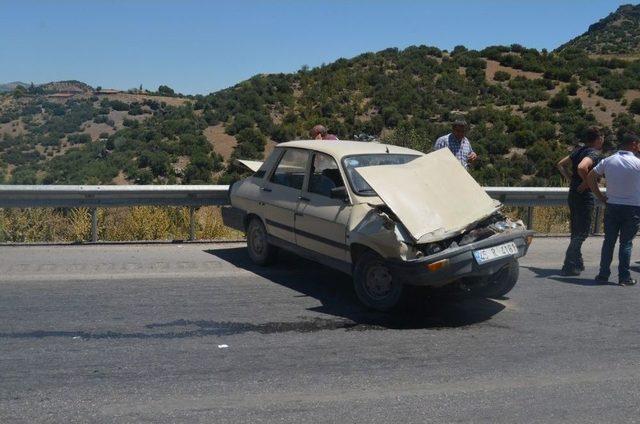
[46,92,75,98]
[94,88,122,95]
[63,87,85,94]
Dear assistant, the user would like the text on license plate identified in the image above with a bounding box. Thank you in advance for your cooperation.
[473,242,518,265]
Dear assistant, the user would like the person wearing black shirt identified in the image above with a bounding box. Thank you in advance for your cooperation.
[557,127,604,276]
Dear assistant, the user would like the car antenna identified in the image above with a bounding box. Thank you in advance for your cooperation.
[385,146,389,154]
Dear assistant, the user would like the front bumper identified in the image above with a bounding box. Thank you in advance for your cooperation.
[221,206,247,232]
[388,230,533,287]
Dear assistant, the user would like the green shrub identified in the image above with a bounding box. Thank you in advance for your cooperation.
[493,70,511,82]
[67,133,91,144]
[629,98,640,114]
[548,91,570,109]
[128,102,143,115]
[109,100,130,111]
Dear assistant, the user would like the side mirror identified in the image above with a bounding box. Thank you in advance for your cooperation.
[330,186,349,202]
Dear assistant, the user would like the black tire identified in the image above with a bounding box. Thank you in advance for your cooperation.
[472,260,519,299]
[353,251,404,311]
[246,217,278,266]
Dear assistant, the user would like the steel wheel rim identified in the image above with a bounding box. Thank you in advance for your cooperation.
[249,224,265,256]
[364,263,393,299]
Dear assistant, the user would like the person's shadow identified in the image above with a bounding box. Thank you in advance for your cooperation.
[522,266,559,279]
[522,266,616,286]
[205,247,506,330]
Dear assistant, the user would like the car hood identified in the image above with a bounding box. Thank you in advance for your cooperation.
[236,159,264,172]
[355,148,500,244]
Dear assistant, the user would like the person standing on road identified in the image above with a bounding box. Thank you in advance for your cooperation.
[433,119,477,169]
[309,124,339,140]
[587,133,640,286]
[557,127,604,276]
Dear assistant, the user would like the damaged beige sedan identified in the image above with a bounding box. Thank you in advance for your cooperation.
[222,140,533,311]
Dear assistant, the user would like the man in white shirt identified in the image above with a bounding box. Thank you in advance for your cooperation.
[587,133,640,286]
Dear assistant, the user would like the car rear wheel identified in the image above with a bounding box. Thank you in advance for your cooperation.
[246,217,278,266]
[470,259,519,299]
[353,251,404,311]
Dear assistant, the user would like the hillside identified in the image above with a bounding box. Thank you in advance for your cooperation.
[3,4,640,187]
[0,82,28,93]
[558,4,640,55]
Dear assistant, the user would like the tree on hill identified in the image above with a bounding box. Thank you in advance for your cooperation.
[158,85,175,96]
[12,85,27,98]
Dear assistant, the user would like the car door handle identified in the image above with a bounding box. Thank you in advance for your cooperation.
[298,196,310,201]
[261,187,272,192]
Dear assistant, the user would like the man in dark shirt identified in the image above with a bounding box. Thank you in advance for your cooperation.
[557,127,604,276]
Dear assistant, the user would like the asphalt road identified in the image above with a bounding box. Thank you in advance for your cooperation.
[1,238,640,423]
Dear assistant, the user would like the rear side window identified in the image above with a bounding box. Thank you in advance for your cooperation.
[270,149,308,190]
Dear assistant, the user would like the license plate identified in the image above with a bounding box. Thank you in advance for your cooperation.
[473,242,518,265]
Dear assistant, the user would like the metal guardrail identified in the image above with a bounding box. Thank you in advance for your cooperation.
[0,185,599,241]
[484,187,571,206]
[485,186,604,233]
[0,185,230,208]
[0,185,229,242]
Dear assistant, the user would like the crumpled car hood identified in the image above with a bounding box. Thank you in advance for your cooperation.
[355,148,500,244]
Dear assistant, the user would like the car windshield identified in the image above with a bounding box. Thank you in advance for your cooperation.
[342,154,420,195]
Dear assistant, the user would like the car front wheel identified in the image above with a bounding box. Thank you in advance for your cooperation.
[353,251,404,311]
[469,259,519,299]
[246,217,278,266]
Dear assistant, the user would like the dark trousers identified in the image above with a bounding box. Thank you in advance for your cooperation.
[598,203,640,281]
[563,191,594,270]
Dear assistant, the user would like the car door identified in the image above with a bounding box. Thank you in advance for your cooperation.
[294,152,351,262]
[260,148,309,244]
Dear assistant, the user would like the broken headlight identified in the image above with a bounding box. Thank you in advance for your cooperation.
[490,219,524,232]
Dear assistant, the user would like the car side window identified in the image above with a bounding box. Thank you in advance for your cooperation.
[308,152,345,197]
[270,149,308,190]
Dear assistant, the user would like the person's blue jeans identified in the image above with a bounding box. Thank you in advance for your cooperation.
[598,203,640,281]
[563,191,594,270]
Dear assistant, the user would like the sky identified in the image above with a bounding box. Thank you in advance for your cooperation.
[0,0,635,94]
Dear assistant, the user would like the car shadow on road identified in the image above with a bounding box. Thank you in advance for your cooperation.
[205,247,506,330]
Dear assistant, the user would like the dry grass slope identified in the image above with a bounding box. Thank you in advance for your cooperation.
[0,206,241,243]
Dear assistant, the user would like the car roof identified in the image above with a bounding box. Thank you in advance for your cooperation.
[276,140,424,159]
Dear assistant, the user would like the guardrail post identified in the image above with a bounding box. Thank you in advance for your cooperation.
[189,207,196,241]
[526,206,534,230]
[593,206,602,235]
[91,208,98,242]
